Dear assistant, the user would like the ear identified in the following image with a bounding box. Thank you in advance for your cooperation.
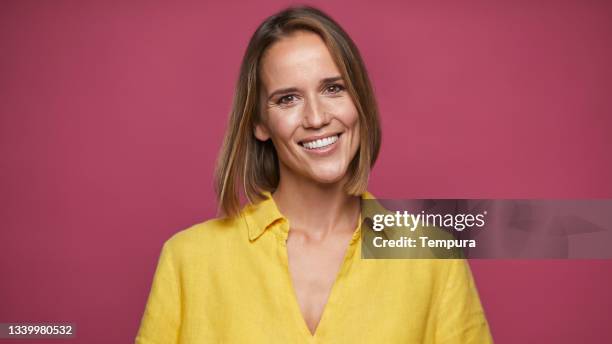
[254,122,270,141]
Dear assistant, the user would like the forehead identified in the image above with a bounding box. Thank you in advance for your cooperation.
[259,31,341,89]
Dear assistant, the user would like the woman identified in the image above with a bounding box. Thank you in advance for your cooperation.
[136,6,493,343]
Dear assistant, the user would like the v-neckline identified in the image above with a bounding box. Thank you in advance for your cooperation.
[278,216,362,339]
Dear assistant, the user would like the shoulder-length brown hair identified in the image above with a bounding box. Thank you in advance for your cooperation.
[214,5,381,217]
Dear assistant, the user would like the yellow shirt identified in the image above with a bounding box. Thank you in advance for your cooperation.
[136,191,493,343]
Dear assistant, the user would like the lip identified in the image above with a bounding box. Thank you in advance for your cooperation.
[299,133,342,156]
[298,132,342,145]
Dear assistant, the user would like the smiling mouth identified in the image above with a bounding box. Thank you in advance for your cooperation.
[299,133,341,150]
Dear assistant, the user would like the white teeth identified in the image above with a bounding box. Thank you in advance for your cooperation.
[301,135,339,150]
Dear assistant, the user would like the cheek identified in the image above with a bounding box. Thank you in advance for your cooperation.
[338,101,360,151]
[336,100,360,140]
[265,109,301,143]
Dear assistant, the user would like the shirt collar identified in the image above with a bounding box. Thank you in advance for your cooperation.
[242,190,381,242]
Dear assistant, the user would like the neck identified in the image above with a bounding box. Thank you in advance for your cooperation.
[272,167,362,241]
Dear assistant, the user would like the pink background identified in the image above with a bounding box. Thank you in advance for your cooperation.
[1,0,611,343]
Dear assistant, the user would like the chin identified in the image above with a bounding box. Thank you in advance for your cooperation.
[308,166,349,184]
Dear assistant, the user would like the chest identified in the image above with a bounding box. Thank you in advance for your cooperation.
[285,230,354,335]
[181,233,441,342]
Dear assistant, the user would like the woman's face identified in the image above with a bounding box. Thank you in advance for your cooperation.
[255,30,360,185]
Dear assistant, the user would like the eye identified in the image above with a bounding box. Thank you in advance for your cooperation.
[277,94,298,105]
[324,84,345,95]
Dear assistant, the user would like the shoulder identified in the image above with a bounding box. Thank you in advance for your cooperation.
[161,215,247,260]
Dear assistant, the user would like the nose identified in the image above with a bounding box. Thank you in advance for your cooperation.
[302,96,330,129]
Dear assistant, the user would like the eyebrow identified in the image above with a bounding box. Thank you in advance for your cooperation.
[266,76,344,101]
